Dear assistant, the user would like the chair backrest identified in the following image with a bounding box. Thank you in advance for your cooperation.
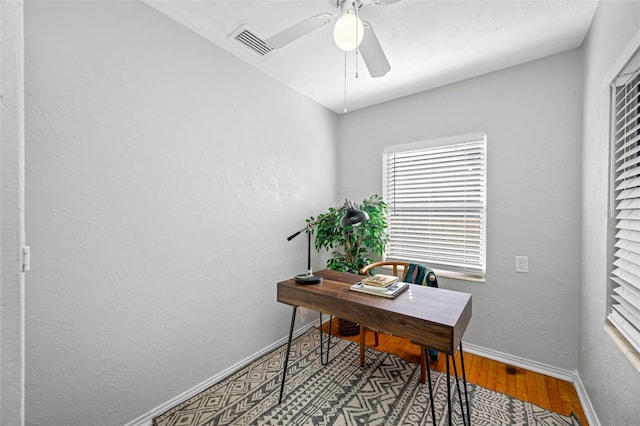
[404,263,438,288]
[359,261,410,281]
[360,261,438,287]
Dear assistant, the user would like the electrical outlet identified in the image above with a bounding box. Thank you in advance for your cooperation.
[515,256,528,273]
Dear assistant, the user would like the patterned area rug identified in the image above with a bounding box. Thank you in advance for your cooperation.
[154,328,579,426]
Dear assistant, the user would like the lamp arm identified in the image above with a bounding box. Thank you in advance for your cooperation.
[286,205,347,241]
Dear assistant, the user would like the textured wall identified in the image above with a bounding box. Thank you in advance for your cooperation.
[580,1,640,424]
[1,1,26,425]
[338,51,581,370]
[24,1,336,425]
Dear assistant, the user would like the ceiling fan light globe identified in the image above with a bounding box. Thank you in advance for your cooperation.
[333,13,364,51]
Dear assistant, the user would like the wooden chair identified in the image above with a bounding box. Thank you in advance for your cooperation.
[360,261,438,284]
[360,261,411,280]
[359,261,409,346]
[359,261,410,347]
[359,261,438,384]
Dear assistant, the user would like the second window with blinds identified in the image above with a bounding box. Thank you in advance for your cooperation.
[607,49,640,370]
[382,133,487,281]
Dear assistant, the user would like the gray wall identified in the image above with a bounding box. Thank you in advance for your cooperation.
[24,2,336,425]
[338,51,582,370]
[580,1,640,424]
[1,1,26,425]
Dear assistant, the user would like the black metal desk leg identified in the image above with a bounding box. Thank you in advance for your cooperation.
[278,306,297,404]
[460,342,471,426]
[452,356,466,426]
[319,313,333,366]
[425,348,437,426]
[446,355,452,425]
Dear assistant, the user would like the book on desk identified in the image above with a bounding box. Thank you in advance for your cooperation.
[350,280,408,298]
[360,274,399,287]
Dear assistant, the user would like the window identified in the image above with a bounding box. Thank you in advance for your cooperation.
[383,133,486,281]
[608,52,640,367]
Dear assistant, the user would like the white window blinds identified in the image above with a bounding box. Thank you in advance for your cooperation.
[383,135,486,279]
[610,67,640,355]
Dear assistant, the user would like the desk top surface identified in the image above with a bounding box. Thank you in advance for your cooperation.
[278,269,471,327]
[277,269,472,352]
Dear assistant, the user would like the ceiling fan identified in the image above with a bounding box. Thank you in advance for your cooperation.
[264,0,401,78]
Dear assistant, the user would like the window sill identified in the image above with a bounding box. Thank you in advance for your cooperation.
[435,270,486,283]
[604,324,640,372]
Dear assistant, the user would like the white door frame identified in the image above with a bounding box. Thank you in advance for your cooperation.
[1,1,26,425]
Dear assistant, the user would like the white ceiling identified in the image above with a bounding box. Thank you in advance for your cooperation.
[144,0,599,114]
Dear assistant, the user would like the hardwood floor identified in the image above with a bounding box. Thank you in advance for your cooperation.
[321,320,588,425]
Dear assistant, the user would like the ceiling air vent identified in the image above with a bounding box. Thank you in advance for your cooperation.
[230,25,272,56]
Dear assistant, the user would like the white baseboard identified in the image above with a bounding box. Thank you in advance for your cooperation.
[571,372,601,426]
[461,341,575,381]
[123,321,320,426]
[462,342,599,426]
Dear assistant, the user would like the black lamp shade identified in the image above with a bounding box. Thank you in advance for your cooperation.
[340,206,369,227]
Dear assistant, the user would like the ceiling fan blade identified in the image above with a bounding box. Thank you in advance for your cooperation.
[265,13,333,49]
[359,21,391,78]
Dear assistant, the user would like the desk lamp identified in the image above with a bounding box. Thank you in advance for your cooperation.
[287,199,369,284]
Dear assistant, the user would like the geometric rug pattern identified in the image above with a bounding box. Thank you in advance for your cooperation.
[154,328,579,426]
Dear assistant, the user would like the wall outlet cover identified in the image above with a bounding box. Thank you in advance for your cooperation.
[515,256,528,273]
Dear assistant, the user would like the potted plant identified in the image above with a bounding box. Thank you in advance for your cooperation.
[310,194,389,273]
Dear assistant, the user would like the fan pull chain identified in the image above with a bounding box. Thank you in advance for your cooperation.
[343,50,348,113]
[354,1,359,79]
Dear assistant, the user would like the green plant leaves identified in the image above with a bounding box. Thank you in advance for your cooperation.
[310,195,389,274]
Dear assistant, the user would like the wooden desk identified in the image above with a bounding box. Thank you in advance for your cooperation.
[278,269,471,354]
[277,269,472,425]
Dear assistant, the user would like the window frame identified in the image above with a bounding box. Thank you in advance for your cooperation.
[382,132,487,282]
[606,41,640,372]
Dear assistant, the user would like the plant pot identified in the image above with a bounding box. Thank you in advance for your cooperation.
[338,318,360,336]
